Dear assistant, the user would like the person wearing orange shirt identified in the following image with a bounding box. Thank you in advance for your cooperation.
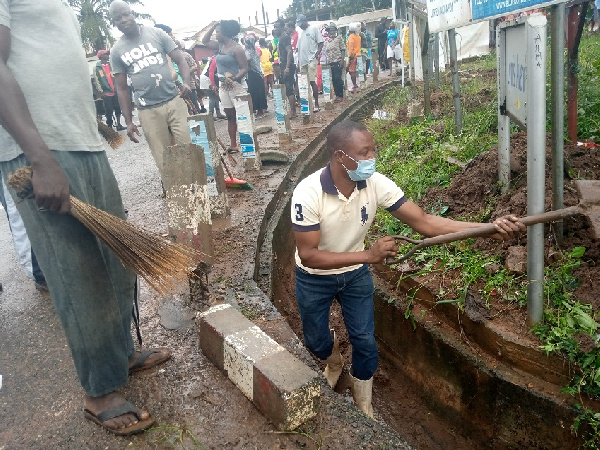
[346,23,361,92]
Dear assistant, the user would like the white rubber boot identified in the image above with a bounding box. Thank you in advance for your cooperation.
[323,330,344,389]
[350,372,375,419]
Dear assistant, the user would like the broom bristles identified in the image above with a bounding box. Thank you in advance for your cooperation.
[8,166,202,296]
[97,120,125,149]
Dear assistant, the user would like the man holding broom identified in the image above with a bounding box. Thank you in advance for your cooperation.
[0,0,170,436]
[291,120,524,418]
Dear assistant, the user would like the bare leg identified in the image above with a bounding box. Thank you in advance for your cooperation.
[224,107,238,150]
[388,57,393,76]
[310,81,319,109]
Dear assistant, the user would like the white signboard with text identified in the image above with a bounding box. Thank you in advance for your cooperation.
[428,0,561,33]
[502,23,528,126]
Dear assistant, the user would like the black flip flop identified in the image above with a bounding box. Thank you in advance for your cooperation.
[129,348,171,375]
[84,401,154,436]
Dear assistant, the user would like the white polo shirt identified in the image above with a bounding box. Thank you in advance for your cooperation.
[291,163,406,275]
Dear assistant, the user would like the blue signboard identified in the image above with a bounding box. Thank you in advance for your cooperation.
[472,0,551,20]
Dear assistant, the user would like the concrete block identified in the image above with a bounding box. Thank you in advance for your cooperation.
[255,125,273,135]
[260,150,290,164]
[198,304,320,430]
[163,143,214,263]
[198,303,251,370]
[254,351,321,430]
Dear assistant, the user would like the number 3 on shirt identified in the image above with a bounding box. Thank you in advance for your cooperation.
[294,204,304,221]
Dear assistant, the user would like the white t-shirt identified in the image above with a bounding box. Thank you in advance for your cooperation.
[297,25,324,68]
[0,0,104,162]
[291,163,406,275]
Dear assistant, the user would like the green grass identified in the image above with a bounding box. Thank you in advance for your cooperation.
[577,32,600,140]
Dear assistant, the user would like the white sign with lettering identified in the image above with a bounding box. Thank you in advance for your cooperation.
[504,23,528,126]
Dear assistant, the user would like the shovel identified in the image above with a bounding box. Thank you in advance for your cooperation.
[386,180,600,265]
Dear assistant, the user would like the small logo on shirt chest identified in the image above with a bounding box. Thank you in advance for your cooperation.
[360,205,368,225]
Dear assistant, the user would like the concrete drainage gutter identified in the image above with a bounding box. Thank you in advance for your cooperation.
[256,81,594,447]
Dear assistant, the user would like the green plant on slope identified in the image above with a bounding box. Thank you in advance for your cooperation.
[531,247,600,448]
[367,36,600,443]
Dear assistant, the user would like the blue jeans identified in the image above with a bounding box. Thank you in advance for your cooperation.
[0,151,136,397]
[295,264,378,380]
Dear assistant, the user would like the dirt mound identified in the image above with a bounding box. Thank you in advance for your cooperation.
[419,131,600,311]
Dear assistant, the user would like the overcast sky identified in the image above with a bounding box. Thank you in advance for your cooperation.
[134,0,291,32]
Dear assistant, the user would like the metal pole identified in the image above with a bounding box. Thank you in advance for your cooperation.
[392,0,397,21]
[497,24,510,192]
[409,14,416,96]
[551,4,565,244]
[434,32,440,88]
[423,23,431,116]
[526,14,547,325]
[261,1,267,35]
[448,28,462,135]
[567,3,588,142]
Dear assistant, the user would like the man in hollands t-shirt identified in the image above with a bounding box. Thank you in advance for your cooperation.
[296,14,324,113]
[94,49,126,131]
[291,120,524,418]
[273,20,297,118]
[109,1,192,179]
[0,0,170,436]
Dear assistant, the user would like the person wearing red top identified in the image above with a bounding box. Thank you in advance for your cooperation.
[94,50,125,130]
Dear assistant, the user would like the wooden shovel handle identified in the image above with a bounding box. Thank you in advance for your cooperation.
[386,205,581,264]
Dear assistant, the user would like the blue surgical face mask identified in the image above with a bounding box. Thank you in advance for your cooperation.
[339,150,376,181]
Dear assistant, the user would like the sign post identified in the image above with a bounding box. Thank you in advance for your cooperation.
[298,72,312,124]
[234,94,262,171]
[497,13,547,325]
[273,84,292,143]
[188,115,230,218]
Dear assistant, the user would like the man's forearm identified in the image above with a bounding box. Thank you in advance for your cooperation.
[116,88,133,125]
[298,248,372,270]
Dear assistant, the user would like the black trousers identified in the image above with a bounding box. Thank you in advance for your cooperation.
[378,40,387,69]
[330,62,344,98]
[102,94,121,126]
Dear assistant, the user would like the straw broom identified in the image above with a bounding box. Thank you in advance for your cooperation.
[97,119,125,149]
[8,166,200,296]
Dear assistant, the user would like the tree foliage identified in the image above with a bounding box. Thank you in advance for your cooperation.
[285,0,392,20]
[67,0,153,54]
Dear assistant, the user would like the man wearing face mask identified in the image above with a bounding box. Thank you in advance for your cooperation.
[291,120,525,419]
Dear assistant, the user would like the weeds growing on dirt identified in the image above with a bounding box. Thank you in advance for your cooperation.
[146,424,204,449]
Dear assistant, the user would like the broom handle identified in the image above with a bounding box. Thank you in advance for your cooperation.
[216,137,238,166]
[216,139,235,180]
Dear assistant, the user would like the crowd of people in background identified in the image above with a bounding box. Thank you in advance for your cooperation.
[93,14,410,135]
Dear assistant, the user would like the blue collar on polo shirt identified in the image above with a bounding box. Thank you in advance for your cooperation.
[320,162,367,194]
